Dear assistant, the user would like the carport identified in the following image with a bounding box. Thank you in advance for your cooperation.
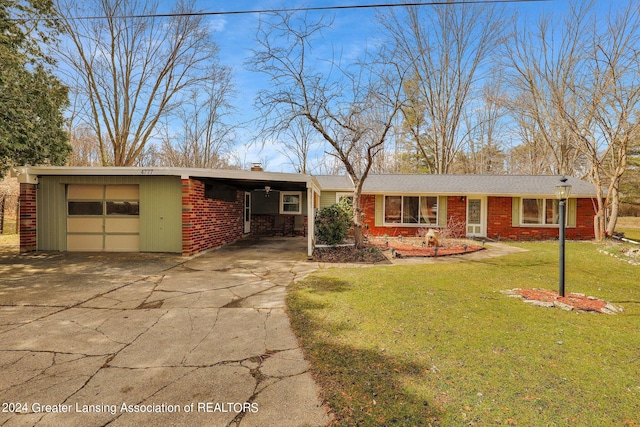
[12,166,321,258]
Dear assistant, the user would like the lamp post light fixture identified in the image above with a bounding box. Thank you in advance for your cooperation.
[555,176,572,297]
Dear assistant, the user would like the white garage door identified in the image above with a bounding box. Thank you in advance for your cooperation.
[66,185,140,252]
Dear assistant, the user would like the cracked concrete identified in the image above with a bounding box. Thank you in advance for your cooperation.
[0,237,330,427]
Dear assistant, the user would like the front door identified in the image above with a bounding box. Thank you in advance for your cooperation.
[466,197,486,237]
[244,192,251,233]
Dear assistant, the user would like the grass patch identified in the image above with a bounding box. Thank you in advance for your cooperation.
[288,242,640,426]
[0,218,18,252]
[616,217,640,241]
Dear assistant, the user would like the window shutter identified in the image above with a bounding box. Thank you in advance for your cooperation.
[438,196,448,227]
[375,195,383,226]
[567,198,577,227]
[512,197,521,227]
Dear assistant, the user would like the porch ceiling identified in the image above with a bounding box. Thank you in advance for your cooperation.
[199,177,308,192]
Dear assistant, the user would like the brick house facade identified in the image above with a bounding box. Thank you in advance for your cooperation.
[14,168,598,257]
[318,174,598,241]
[358,194,595,241]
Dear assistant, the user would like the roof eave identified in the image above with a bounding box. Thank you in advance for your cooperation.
[12,166,315,186]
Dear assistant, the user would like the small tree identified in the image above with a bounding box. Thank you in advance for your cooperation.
[315,200,353,246]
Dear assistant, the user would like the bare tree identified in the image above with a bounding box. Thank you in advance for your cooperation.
[54,0,223,166]
[276,117,322,174]
[380,3,506,174]
[506,1,640,239]
[248,12,407,247]
[566,2,640,238]
[67,124,103,166]
[504,3,589,176]
[455,73,508,174]
[158,65,236,168]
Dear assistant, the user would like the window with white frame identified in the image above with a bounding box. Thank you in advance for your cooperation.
[384,195,438,225]
[280,191,302,214]
[521,198,559,225]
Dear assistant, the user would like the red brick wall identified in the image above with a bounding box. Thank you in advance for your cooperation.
[361,194,415,237]
[360,193,595,240]
[361,195,467,237]
[251,214,307,236]
[486,196,595,240]
[181,179,245,256]
[446,196,467,237]
[19,183,37,253]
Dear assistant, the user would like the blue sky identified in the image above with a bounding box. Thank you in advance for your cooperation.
[189,1,390,172]
[158,1,606,172]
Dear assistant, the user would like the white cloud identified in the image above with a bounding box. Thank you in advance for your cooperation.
[207,16,227,33]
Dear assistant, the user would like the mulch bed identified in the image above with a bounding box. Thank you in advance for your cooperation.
[312,239,485,262]
[502,288,623,314]
[312,244,389,263]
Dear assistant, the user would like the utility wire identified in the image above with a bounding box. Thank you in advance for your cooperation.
[11,0,550,21]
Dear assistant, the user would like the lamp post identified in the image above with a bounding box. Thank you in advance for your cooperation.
[555,177,572,297]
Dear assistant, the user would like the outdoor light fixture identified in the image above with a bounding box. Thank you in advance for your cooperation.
[555,177,572,200]
[555,176,572,297]
[264,185,271,197]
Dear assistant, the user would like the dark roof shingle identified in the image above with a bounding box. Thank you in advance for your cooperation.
[314,174,596,197]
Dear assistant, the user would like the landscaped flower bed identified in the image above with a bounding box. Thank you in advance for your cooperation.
[502,288,623,314]
[368,236,484,257]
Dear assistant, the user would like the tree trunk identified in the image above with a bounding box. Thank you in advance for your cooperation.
[352,185,365,249]
[594,211,605,242]
[0,195,4,234]
[606,187,620,237]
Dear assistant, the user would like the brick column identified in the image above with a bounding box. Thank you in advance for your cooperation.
[181,178,194,256]
[19,183,37,253]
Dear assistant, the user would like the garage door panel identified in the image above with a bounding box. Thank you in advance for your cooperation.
[105,185,139,200]
[66,184,140,252]
[67,234,103,251]
[67,185,104,200]
[67,218,104,233]
[105,218,139,233]
[105,235,140,252]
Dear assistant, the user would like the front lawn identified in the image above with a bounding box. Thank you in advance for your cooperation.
[0,219,18,253]
[288,242,640,426]
[616,217,640,241]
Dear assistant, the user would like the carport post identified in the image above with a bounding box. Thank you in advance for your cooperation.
[307,186,315,259]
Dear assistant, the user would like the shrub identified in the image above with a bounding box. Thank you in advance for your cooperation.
[315,200,353,245]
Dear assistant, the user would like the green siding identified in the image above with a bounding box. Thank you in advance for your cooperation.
[139,176,182,252]
[253,190,308,215]
[567,198,577,228]
[512,197,521,227]
[375,195,383,226]
[37,175,182,253]
[252,190,280,214]
[438,196,448,227]
[319,191,337,209]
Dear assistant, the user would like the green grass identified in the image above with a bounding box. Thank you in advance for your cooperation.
[288,242,640,426]
[0,218,18,251]
[616,217,640,241]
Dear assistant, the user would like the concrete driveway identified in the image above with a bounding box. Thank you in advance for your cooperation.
[0,237,330,427]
